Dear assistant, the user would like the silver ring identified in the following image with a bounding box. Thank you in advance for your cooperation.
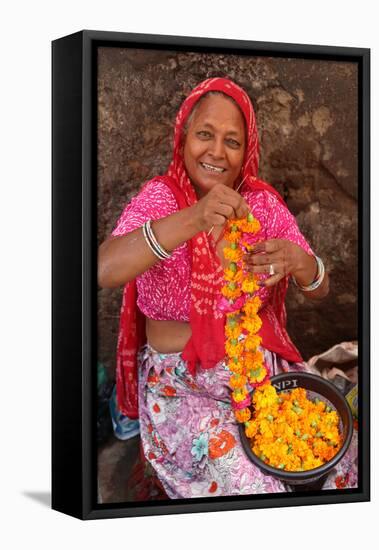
[269,264,275,276]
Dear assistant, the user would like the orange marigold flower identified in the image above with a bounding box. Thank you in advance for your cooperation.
[224,230,242,243]
[244,349,263,365]
[227,219,244,230]
[227,356,244,374]
[224,267,243,283]
[224,247,243,262]
[225,324,241,340]
[221,284,242,300]
[243,296,262,315]
[229,373,248,389]
[246,218,261,233]
[235,408,251,423]
[239,213,261,234]
[245,420,258,438]
[241,212,261,233]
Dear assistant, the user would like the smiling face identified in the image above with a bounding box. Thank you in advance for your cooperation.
[183,93,246,198]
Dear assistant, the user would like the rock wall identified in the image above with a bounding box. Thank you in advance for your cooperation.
[97,47,358,377]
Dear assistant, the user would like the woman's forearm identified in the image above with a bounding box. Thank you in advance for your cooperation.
[98,205,200,288]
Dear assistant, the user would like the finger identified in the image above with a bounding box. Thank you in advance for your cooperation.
[207,213,228,229]
[215,202,235,219]
[251,239,282,255]
[258,273,284,288]
[244,258,286,276]
[235,201,250,219]
[245,264,281,275]
[220,187,249,218]
[245,252,283,267]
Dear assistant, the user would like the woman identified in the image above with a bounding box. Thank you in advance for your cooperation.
[98,78,357,497]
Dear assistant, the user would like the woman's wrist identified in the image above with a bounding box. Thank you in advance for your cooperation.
[292,252,328,298]
[291,250,318,287]
[187,203,206,233]
[152,205,203,253]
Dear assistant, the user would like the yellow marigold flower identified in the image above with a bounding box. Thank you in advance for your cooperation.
[324,430,338,442]
[226,312,239,325]
[241,277,259,294]
[232,387,248,402]
[244,334,262,351]
[241,315,262,334]
[225,324,241,340]
[259,419,274,438]
[247,366,267,384]
[253,384,277,408]
[225,340,244,358]
[235,408,251,423]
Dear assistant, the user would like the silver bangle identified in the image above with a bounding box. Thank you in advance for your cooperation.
[142,220,171,261]
[292,255,325,292]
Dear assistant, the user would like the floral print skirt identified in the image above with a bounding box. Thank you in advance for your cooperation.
[138,344,358,499]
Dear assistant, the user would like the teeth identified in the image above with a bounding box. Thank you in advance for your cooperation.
[201,162,225,173]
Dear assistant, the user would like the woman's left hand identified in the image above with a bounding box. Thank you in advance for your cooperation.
[244,239,317,288]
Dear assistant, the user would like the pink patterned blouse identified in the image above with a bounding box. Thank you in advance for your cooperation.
[111,179,313,321]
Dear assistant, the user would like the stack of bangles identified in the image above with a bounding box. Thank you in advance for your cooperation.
[292,255,325,292]
[142,220,172,261]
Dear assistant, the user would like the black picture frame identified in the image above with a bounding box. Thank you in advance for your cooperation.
[52,29,370,520]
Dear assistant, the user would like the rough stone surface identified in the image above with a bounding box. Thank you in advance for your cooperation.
[97,47,358,376]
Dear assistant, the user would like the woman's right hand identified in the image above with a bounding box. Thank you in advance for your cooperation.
[98,184,249,288]
[192,184,250,232]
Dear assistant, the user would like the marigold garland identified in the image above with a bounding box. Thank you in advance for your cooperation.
[222,214,267,427]
[221,212,342,472]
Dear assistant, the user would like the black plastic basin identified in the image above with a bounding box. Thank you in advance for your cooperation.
[239,372,354,490]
